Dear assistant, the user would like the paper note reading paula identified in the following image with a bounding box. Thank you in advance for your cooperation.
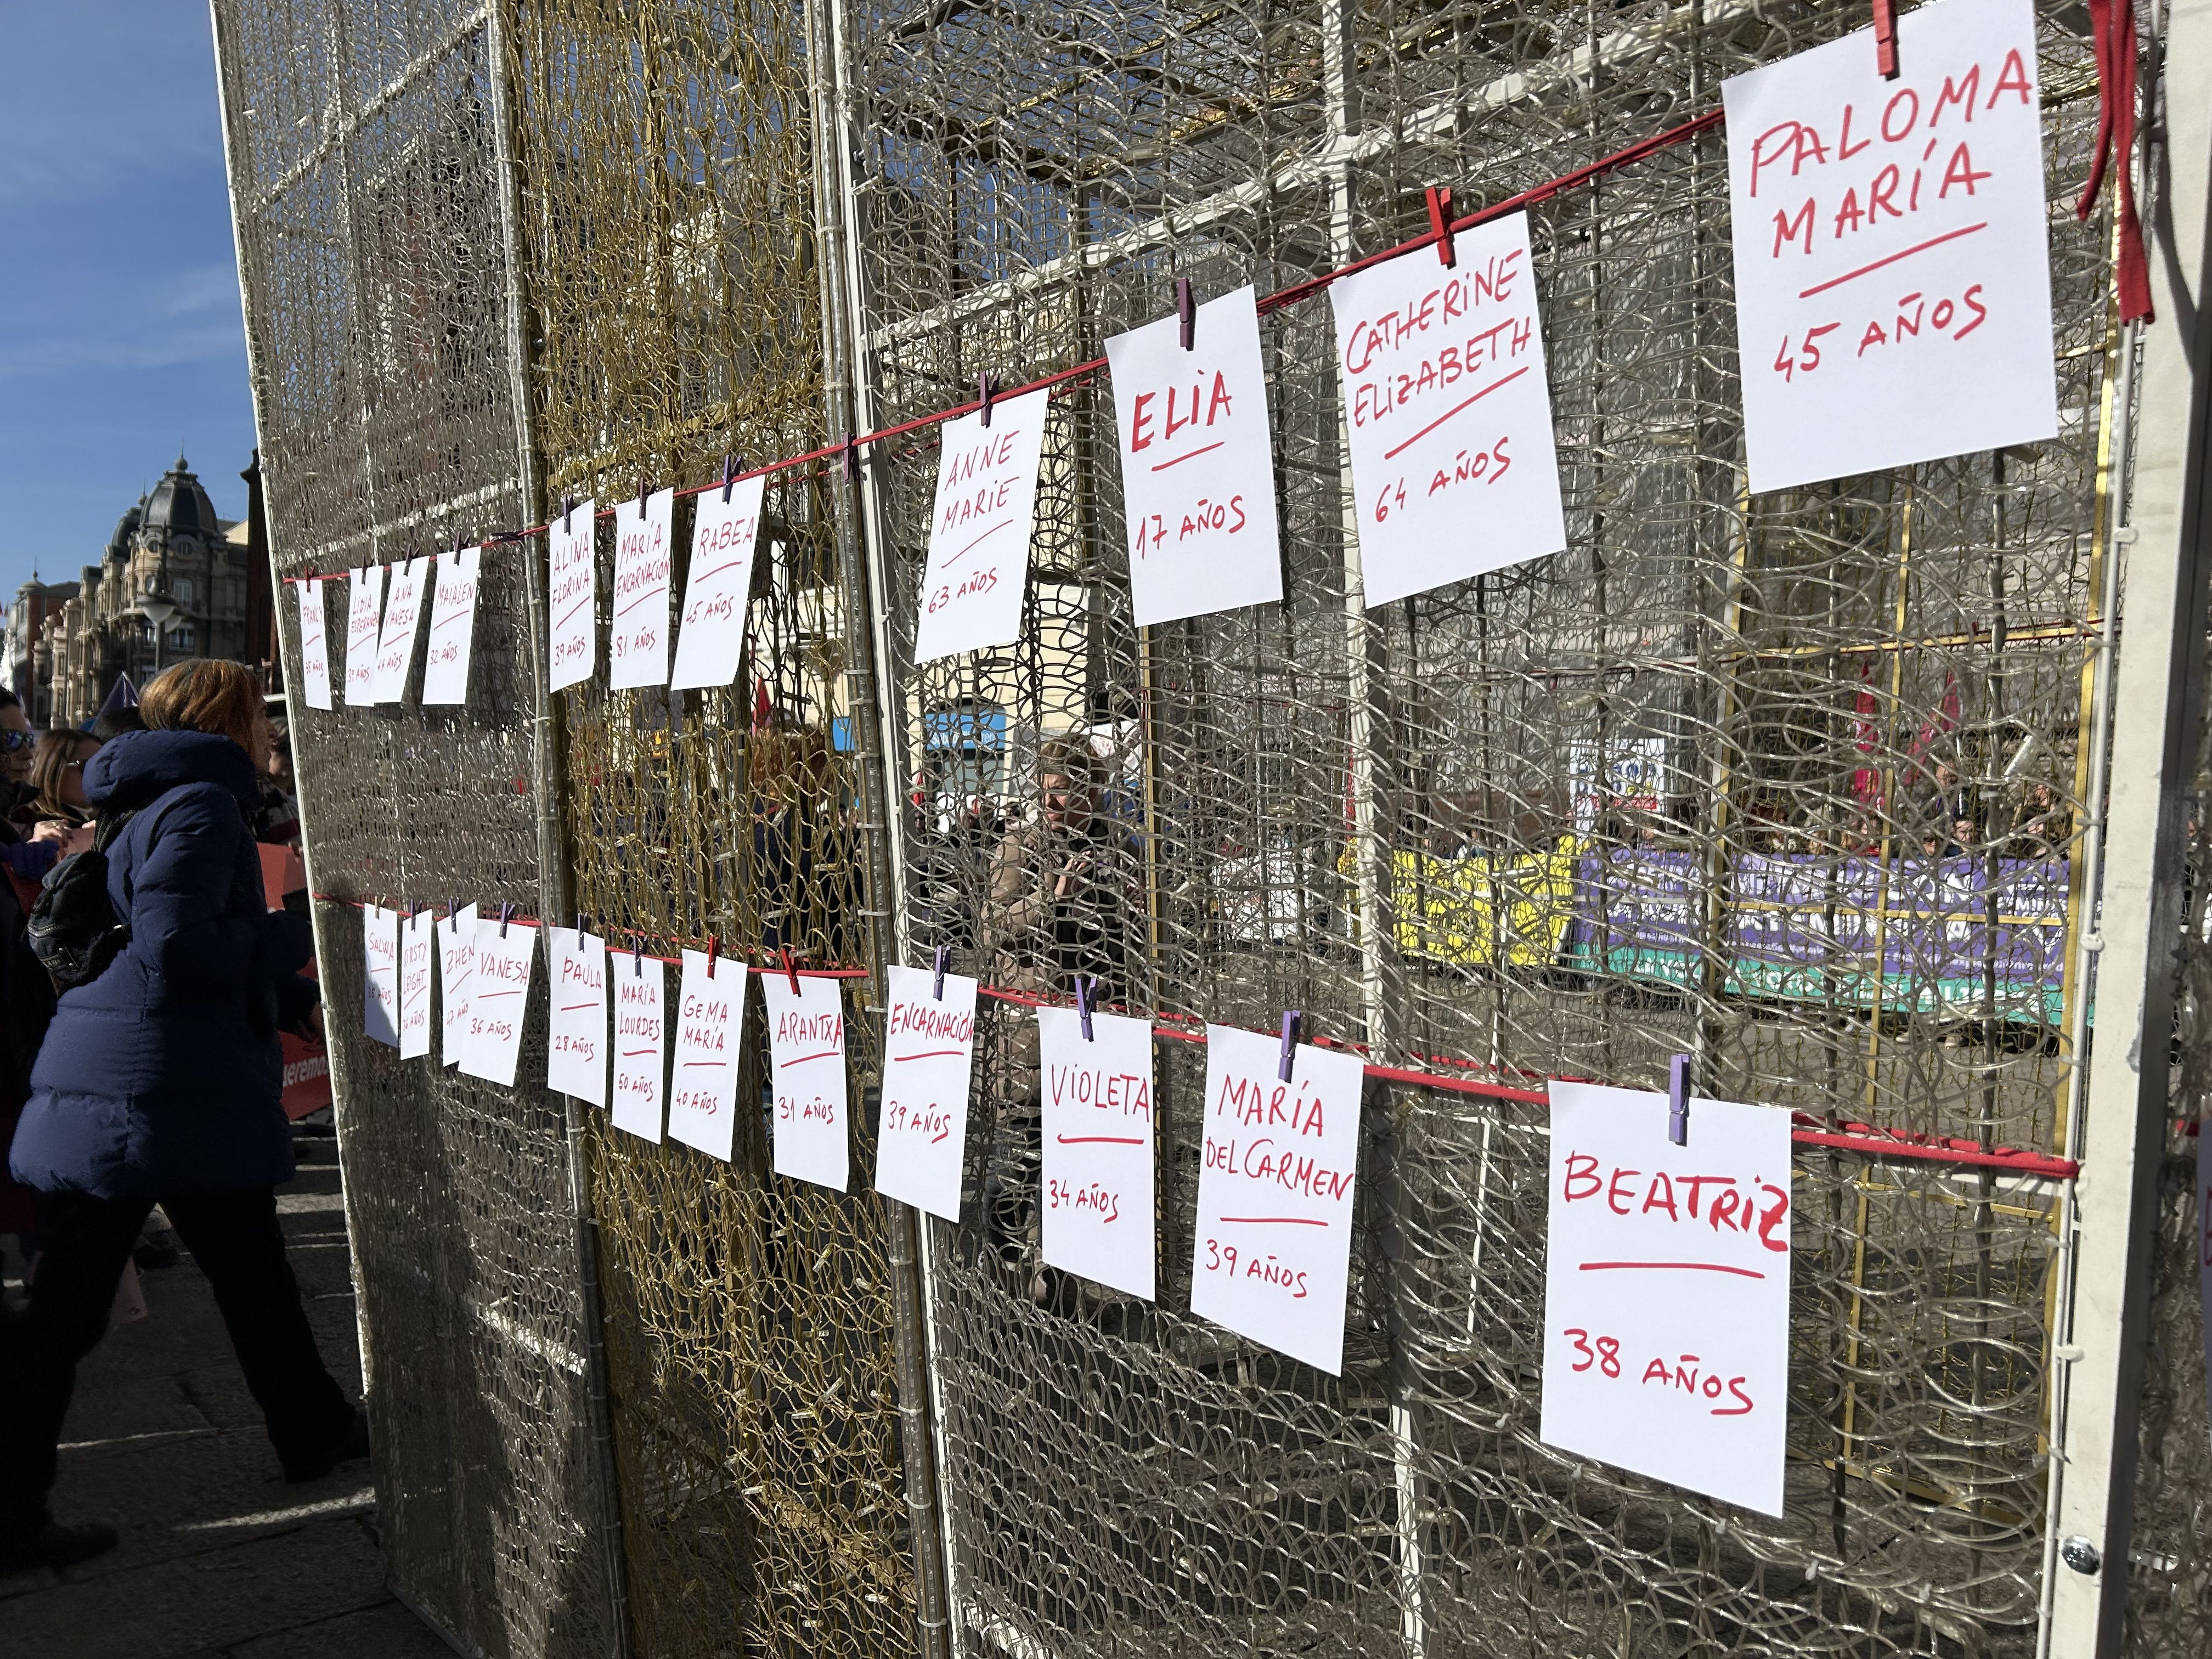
[297,579,333,710]
[1331,212,1566,607]
[1723,0,2057,492]
[610,488,674,690]
[546,928,609,1108]
[547,500,597,692]
[342,566,386,706]
[667,952,745,1161]
[873,963,979,1221]
[1107,286,1283,626]
[764,972,850,1192]
[913,387,1049,663]
[1190,1025,1364,1373]
[670,475,764,690]
[370,556,430,703]
[398,909,434,1060]
[421,546,481,706]
[462,919,535,1087]
[1540,1080,1792,1516]
[1039,1007,1156,1300]
[611,953,666,1144]
[362,904,400,1046]
[435,904,477,1068]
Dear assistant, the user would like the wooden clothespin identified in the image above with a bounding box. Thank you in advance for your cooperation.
[1668,1053,1691,1147]
[1426,185,1457,268]
[1278,1010,1301,1082]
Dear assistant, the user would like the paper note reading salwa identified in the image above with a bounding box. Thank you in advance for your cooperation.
[362,903,400,1046]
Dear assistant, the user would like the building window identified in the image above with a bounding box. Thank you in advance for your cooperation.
[172,627,195,652]
[174,578,194,606]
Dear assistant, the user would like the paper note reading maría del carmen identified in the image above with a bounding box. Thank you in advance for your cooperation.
[912,387,1050,664]
[1722,0,2058,492]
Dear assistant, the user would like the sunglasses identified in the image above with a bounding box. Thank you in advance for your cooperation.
[0,731,33,754]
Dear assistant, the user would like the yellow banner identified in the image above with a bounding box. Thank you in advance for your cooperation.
[1391,837,1582,968]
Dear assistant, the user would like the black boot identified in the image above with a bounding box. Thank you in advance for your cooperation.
[0,1518,120,1572]
[280,1409,370,1484]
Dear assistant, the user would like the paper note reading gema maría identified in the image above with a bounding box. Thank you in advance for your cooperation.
[362,903,400,1046]
[912,387,1050,663]
[1190,1025,1364,1373]
[611,952,667,1143]
[546,927,610,1108]
[670,474,764,690]
[398,908,434,1059]
[547,499,597,692]
[370,555,430,703]
[1107,285,1283,627]
[1723,0,2058,492]
[421,546,482,706]
[436,904,477,1068]
[873,963,979,1221]
[1039,1006,1156,1301]
[764,972,850,1192]
[1540,1080,1792,1517]
[342,565,386,706]
[297,578,334,710]
[1330,210,1567,607]
[462,918,535,1087]
[667,952,744,1160]
[610,487,674,690]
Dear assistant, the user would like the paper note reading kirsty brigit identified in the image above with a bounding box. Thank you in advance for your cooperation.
[297,578,333,710]
[342,565,386,706]
[1039,1006,1156,1301]
[764,972,850,1192]
[610,488,674,690]
[667,951,744,1161]
[611,952,666,1144]
[873,963,978,1221]
[546,927,609,1108]
[670,475,764,691]
[398,909,434,1060]
[913,387,1049,664]
[421,546,481,706]
[547,500,597,692]
[436,904,477,1068]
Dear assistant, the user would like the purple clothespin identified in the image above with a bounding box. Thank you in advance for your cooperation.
[1176,278,1196,351]
[1075,974,1094,1042]
[1668,1053,1690,1147]
[933,944,949,1001]
[721,453,739,504]
[1278,1010,1301,1082]
[978,373,997,428]
[499,901,515,938]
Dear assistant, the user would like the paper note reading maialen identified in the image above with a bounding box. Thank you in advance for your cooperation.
[421,547,481,706]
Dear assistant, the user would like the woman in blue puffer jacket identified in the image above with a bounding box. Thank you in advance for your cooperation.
[0,661,365,1570]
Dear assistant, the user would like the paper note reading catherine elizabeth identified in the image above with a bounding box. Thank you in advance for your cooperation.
[545,928,609,1108]
[462,920,534,1087]
[670,475,764,690]
[1331,211,1566,607]
[421,547,481,706]
[913,387,1049,663]
[547,500,597,692]
[362,904,400,1046]
[1039,1006,1156,1300]
[1190,1025,1363,1372]
[1540,1080,1792,1516]
[873,963,978,1221]
[342,565,386,706]
[667,952,745,1161]
[297,579,333,710]
[370,556,429,703]
[1107,285,1283,626]
[436,904,477,1068]
[398,909,434,1059]
[610,488,674,690]
[1723,0,2057,492]
[611,953,666,1143]
[764,972,850,1192]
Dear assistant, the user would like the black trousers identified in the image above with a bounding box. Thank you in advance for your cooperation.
[0,1187,353,1525]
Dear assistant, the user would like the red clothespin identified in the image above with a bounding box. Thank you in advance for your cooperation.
[721,453,739,504]
[1668,1053,1691,1147]
[933,944,949,1001]
[842,432,861,482]
[1176,278,1196,351]
[1426,185,1457,268]
[706,934,719,978]
[780,945,801,995]
[978,373,997,428]
[1871,0,1899,79]
[1075,974,1095,1041]
[1278,1010,1301,1082]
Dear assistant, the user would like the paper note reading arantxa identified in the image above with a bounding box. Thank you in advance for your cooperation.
[668,952,744,1161]
[421,547,481,706]
[610,488,674,690]
[764,973,849,1192]
[463,919,535,1087]
[398,909,434,1059]
[1541,1080,1792,1516]
[611,953,666,1144]
[362,904,400,1046]
[343,566,386,706]
[670,476,763,690]
[297,579,333,710]
[873,963,978,1221]
[913,388,1049,663]
[546,928,609,1108]
[436,904,477,1068]
[370,556,430,703]
[1190,1025,1363,1373]
[548,501,597,692]
[1723,0,2057,492]
[1107,286,1283,626]
[1331,212,1566,607]
[1040,1007,1156,1301]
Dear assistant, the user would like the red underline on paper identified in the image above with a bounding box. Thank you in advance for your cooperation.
[1057,1135,1146,1146]
[780,1049,841,1065]
[940,519,1012,570]
[555,594,591,628]
[433,610,469,630]
[1796,223,1988,298]
[1380,366,1530,461]
[616,584,667,617]
[476,989,521,1000]
[1579,1260,1767,1279]
[680,1059,728,1068]
[559,1001,598,1012]
[1218,1215,1328,1226]
[690,558,749,585]
[1150,439,1225,473]
[620,1047,657,1057]
[893,1048,968,1061]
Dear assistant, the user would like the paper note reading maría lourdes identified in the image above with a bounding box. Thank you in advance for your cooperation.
[611,953,666,1143]
[1190,1025,1364,1373]
[421,547,481,706]
[1541,1081,1793,1516]
[913,387,1049,663]
[398,909,434,1059]
[609,487,674,690]
[435,904,477,1068]
[545,928,609,1108]
[362,904,400,1046]
[1330,211,1566,607]
[1039,1006,1156,1300]
[1723,0,2057,492]
[670,475,764,690]
[874,963,979,1221]
[297,578,334,710]
[1107,285,1283,626]
[667,952,744,1160]
[370,555,430,703]
[764,973,850,1192]
[342,565,386,706]
[546,500,597,691]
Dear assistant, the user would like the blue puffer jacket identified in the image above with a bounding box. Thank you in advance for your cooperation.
[10,729,317,1198]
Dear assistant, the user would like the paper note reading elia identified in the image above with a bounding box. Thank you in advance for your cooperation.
[362,904,400,1046]
[435,904,477,1068]
[398,909,434,1060]
[1540,1080,1792,1517]
[670,475,764,690]
[545,928,610,1108]
[421,546,482,706]
[297,578,334,710]
[1330,211,1566,607]
[462,918,535,1088]
[611,952,667,1144]
[547,500,597,692]
[1190,1025,1364,1373]
[1723,0,2058,492]
[342,565,387,706]
[913,387,1050,664]
[873,963,979,1221]
[1039,1006,1156,1301]
[763,972,850,1192]
[667,951,744,1161]
[370,555,430,703]
[1106,285,1283,626]
[610,488,674,690]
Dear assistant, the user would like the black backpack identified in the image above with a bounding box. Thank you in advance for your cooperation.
[27,809,139,993]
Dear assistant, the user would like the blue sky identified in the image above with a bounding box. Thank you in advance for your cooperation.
[0,4,256,600]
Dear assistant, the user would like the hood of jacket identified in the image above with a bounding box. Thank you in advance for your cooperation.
[84,728,260,819]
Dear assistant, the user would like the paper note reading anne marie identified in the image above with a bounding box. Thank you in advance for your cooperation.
[913,388,1049,664]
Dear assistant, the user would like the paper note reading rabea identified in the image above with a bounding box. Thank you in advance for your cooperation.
[670,475,764,690]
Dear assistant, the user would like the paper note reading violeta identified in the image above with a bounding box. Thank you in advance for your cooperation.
[421,547,481,706]
[873,963,978,1221]
[1039,1006,1156,1301]
[763,972,850,1192]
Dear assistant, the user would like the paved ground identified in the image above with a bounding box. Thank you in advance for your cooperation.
[0,1132,451,1659]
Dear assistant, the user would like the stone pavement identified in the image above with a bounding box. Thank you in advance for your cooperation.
[0,1132,451,1659]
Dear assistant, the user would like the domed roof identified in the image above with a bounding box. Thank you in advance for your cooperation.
[140,456,219,544]
[106,500,143,560]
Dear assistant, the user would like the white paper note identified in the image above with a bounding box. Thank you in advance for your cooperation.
[398,908,434,1059]
[609,488,674,690]
[2198,1127,2211,1456]
[873,963,979,1221]
[547,500,597,692]
[611,952,667,1143]
[913,388,1049,664]
[463,918,535,1087]
[362,903,400,1046]
[342,566,387,706]
[370,555,430,703]
[546,927,610,1108]
[763,972,850,1192]
[1039,1006,1156,1300]
[421,547,481,706]
[1723,0,2057,492]
[1107,285,1283,625]
[668,951,746,1161]
[1190,1025,1364,1373]
[297,578,333,710]
[1331,212,1566,607]
[435,904,477,1068]
[1540,1080,1793,1517]
[670,476,764,691]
